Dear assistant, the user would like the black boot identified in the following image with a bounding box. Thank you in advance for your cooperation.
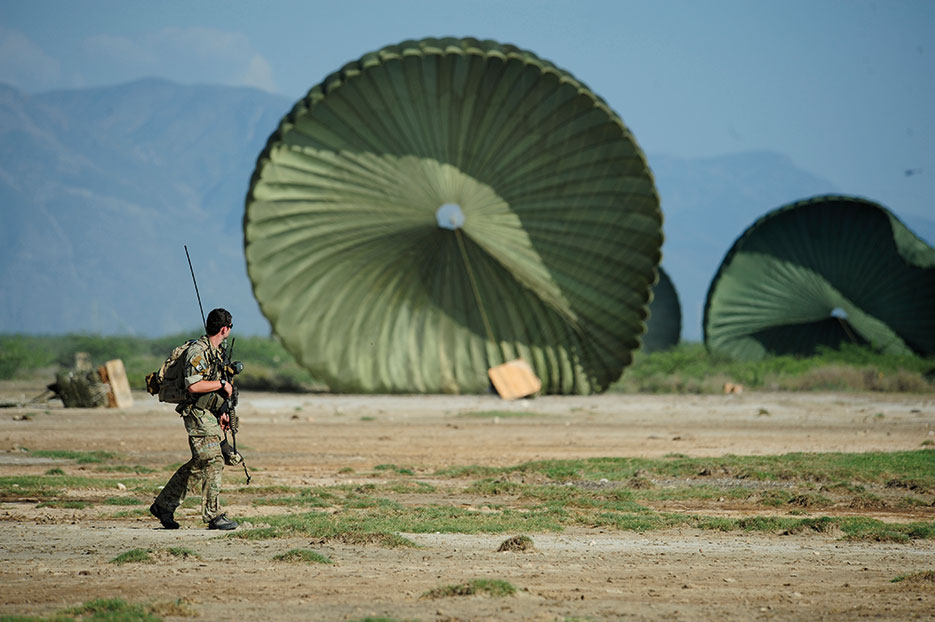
[149,503,179,529]
[207,513,237,530]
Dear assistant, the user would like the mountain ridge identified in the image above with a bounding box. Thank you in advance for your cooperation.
[1,79,930,341]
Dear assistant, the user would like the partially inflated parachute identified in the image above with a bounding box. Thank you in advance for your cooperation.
[643,267,681,353]
[703,195,935,360]
[244,38,662,393]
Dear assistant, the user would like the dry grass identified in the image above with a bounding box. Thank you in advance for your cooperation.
[777,366,933,392]
[497,535,535,552]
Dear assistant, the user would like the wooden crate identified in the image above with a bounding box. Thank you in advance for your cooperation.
[98,359,134,409]
[487,358,541,401]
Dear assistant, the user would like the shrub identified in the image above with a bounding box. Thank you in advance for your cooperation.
[613,343,934,393]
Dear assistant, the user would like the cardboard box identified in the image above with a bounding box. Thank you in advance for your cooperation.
[488,358,541,401]
[98,359,134,409]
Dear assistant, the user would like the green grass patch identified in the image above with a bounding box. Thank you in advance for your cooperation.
[233,484,292,494]
[0,597,164,622]
[838,517,935,542]
[0,615,76,621]
[434,464,502,478]
[102,497,144,506]
[384,480,436,494]
[147,599,196,619]
[252,482,440,510]
[466,479,523,495]
[36,500,91,509]
[233,524,417,548]
[891,570,935,584]
[468,479,651,513]
[400,506,565,533]
[639,484,754,502]
[110,507,150,518]
[0,475,149,499]
[601,512,935,541]
[26,450,118,464]
[781,516,839,534]
[422,578,516,599]
[237,464,935,542]
[441,451,935,491]
[65,598,160,621]
[254,503,565,540]
[334,532,417,548]
[252,486,336,507]
[252,496,329,507]
[273,548,332,564]
[94,465,155,474]
[588,511,688,532]
[758,490,833,508]
[228,527,282,540]
[110,549,152,565]
[342,493,402,510]
[164,546,200,559]
[374,464,415,476]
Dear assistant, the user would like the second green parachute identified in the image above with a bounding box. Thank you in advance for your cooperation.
[704,195,935,360]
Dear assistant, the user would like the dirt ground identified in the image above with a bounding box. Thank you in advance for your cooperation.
[1,382,933,621]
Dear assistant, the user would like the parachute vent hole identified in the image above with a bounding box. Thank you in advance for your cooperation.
[436,203,465,230]
[830,307,848,320]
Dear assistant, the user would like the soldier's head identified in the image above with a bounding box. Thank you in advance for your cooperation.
[206,308,233,337]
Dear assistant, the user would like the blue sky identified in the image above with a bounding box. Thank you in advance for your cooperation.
[1,0,933,223]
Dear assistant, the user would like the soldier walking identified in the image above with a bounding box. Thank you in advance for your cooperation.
[150,308,238,530]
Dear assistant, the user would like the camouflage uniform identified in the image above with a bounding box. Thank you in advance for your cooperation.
[154,335,227,523]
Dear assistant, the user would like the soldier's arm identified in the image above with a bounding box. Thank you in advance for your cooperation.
[188,378,227,395]
[185,345,230,396]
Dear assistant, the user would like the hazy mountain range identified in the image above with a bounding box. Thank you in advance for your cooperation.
[1,78,931,341]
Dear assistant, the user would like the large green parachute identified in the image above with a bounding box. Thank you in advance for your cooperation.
[244,37,662,394]
[703,195,935,360]
[642,267,681,353]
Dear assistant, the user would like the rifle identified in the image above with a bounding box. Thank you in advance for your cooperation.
[185,245,251,484]
[218,337,251,484]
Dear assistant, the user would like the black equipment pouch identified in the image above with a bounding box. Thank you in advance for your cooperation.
[220,438,243,465]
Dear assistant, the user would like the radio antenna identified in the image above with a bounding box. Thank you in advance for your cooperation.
[184,245,207,331]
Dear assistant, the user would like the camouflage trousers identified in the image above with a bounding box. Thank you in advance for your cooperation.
[154,435,224,523]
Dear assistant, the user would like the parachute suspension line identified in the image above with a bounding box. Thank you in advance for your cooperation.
[836,316,859,345]
[831,307,859,346]
[454,228,497,347]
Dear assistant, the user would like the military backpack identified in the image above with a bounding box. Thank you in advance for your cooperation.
[145,340,196,403]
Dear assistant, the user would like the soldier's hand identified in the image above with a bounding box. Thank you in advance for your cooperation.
[219,412,231,431]
[221,381,234,398]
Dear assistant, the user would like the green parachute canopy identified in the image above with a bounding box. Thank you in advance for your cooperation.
[244,37,663,393]
[642,267,681,353]
[703,195,935,360]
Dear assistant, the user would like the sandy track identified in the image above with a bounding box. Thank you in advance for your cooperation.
[1,388,933,621]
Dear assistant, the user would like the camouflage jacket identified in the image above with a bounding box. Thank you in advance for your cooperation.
[176,335,224,437]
